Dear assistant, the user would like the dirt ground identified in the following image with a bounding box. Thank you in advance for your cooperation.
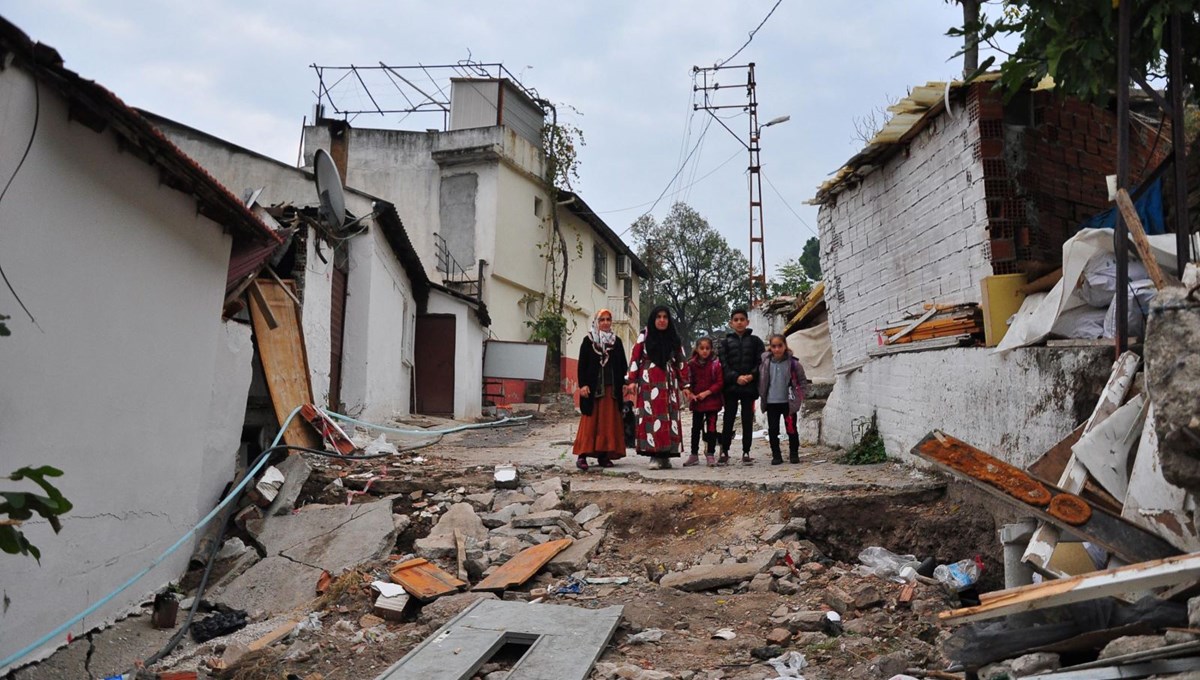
[13,412,1004,680]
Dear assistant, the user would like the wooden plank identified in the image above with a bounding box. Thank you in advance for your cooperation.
[912,433,1178,566]
[390,558,467,601]
[247,279,278,330]
[784,281,825,333]
[472,538,573,593]
[939,551,1200,625]
[1115,188,1169,290]
[1023,352,1141,575]
[1124,403,1200,552]
[249,278,322,450]
[1028,424,1086,484]
[884,306,938,344]
[867,334,971,357]
[454,529,468,583]
[247,618,300,651]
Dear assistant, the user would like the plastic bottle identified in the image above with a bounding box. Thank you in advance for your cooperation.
[933,557,981,592]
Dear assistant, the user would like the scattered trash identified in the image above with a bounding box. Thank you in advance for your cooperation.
[190,609,248,642]
[363,434,398,457]
[766,650,809,679]
[370,580,407,598]
[822,611,843,637]
[855,546,920,583]
[292,611,323,636]
[711,628,737,640]
[933,556,984,592]
[585,576,629,585]
[626,628,665,644]
[551,576,585,595]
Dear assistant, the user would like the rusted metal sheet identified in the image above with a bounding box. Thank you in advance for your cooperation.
[249,278,322,450]
[390,558,467,601]
[473,538,573,593]
[912,433,1177,566]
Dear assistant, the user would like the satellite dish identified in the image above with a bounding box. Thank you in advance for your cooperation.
[313,148,346,229]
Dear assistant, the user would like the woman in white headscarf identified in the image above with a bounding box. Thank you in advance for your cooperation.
[572,309,628,471]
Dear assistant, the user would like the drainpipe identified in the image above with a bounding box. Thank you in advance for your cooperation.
[999,519,1037,589]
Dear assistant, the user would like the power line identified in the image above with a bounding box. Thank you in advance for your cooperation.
[597,147,741,216]
[762,171,819,239]
[617,115,715,236]
[717,0,784,67]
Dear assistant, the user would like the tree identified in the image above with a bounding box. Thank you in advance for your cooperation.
[799,236,822,281]
[767,237,821,299]
[632,203,749,346]
[949,2,1200,104]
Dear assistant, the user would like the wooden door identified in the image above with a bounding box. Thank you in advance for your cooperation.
[415,314,456,416]
[328,263,348,411]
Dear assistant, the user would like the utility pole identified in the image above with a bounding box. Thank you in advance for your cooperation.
[693,62,778,307]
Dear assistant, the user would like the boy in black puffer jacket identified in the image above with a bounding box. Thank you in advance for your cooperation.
[716,308,766,466]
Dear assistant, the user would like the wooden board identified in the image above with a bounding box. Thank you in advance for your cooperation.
[939,551,1200,625]
[249,277,321,450]
[1116,188,1169,290]
[472,538,573,593]
[784,281,825,333]
[248,618,300,651]
[884,306,937,344]
[390,558,467,601]
[1028,424,1086,484]
[912,433,1178,566]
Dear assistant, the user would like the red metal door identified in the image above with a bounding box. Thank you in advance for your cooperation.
[414,314,456,416]
[328,263,348,411]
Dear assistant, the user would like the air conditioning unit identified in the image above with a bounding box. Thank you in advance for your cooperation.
[616,254,631,279]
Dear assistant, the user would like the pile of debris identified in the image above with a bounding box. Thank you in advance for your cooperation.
[872,303,984,357]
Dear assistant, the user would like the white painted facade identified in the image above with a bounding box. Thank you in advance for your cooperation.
[823,346,1113,468]
[0,67,251,669]
[818,107,990,371]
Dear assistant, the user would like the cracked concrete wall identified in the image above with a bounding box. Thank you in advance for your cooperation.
[823,346,1112,467]
[0,67,248,671]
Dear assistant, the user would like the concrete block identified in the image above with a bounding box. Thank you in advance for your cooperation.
[547,531,604,576]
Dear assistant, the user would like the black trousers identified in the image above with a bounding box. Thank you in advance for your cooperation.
[765,402,799,456]
[690,410,720,455]
[720,395,756,454]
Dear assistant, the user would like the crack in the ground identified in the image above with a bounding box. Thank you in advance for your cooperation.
[82,632,96,680]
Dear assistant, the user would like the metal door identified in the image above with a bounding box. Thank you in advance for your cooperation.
[415,314,456,415]
[328,262,349,411]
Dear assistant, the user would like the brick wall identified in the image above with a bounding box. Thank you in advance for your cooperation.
[819,98,990,370]
[976,85,1172,273]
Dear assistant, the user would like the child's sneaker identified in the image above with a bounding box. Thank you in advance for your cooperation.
[741,453,755,466]
[705,455,716,467]
[682,454,700,467]
[771,455,783,465]
[789,451,800,464]
[717,452,730,466]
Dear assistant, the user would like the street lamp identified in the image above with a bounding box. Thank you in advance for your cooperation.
[761,115,791,129]
[748,111,789,306]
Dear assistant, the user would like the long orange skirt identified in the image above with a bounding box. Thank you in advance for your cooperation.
[573,396,627,459]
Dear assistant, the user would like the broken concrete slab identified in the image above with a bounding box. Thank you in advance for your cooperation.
[266,454,311,516]
[493,490,535,511]
[417,591,499,627]
[414,502,488,559]
[529,476,564,497]
[778,610,828,634]
[574,503,603,525]
[481,502,530,528]
[380,599,623,680]
[760,523,788,542]
[659,549,778,592]
[530,491,563,513]
[584,512,613,532]
[465,491,495,510]
[547,531,605,576]
[271,500,398,574]
[211,555,324,615]
[512,509,575,529]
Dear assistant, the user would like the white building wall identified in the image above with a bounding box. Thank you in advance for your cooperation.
[427,290,485,419]
[339,225,416,422]
[823,347,1112,468]
[0,68,244,669]
[301,227,335,404]
[818,109,990,371]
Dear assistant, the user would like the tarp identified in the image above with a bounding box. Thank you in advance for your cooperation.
[787,320,834,383]
[1077,177,1165,235]
[996,228,1196,352]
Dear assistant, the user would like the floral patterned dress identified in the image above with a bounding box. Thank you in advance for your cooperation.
[625,329,684,457]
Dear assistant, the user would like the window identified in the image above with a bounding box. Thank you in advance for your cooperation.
[623,277,633,315]
[593,242,608,289]
[533,196,544,218]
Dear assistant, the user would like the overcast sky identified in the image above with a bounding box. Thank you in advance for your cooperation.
[0,1,980,276]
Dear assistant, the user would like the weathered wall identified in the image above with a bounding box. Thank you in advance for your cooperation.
[819,99,990,371]
[823,346,1111,468]
[427,290,485,419]
[0,68,242,669]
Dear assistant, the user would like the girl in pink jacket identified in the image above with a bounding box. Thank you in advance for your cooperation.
[682,337,724,467]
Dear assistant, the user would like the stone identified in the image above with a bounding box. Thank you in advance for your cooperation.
[249,498,399,574]
[493,490,535,511]
[822,586,851,615]
[512,509,575,528]
[530,492,563,513]
[784,517,807,536]
[750,645,782,660]
[482,503,530,528]
[659,549,778,592]
[490,524,527,538]
[494,464,519,489]
[770,605,789,619]
[1009,652,1060,676]
[584,512,614,532]
[760,523,789,543]
[771,578,799,595]
[869,652,909,679]
[221,640,251,667]
[417,591,500,627]
[267,454,312,516]
[547,531,605,576]
[211,555,324,615]
[779,610,826,633]
[1099,634,1169,660]
[392,513,412,534]
[216,537,251,561]
[1190,595,1200,628]
[978,661,1014,680]
[414,503,489,559]
[765,628,792,645]
[748,573,774,593]
[843,618,874,636]
[1166,629,1199,645]
[768,565,791,579]
[465,492,495,510]
[465,556,491,580]
[852,583,883,609]
[529,477,564,497]
[488,535,522,557]
[359,613,385,629]
[574,503,603,525]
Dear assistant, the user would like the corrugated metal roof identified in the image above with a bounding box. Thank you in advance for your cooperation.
[809,74,1001,206]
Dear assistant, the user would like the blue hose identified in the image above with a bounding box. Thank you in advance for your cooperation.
[317,408,532,435]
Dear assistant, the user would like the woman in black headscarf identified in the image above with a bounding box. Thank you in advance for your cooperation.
[622,305,685,469]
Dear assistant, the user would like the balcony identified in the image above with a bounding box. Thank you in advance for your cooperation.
[607,295,638,326]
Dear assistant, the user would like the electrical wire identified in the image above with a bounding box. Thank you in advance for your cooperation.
[762,171,819,238]
[617,116,715,236]
[0,79,42,328]
[717,0,784,67]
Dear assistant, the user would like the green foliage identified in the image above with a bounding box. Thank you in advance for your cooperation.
[949,1,1200,105]
[525,305,571,354]
[768,258,813,299]
[799,237,822,281]
[631,203,750,345]
[541,114,586,193]
[2,466,73,562]
[841,414,888,465]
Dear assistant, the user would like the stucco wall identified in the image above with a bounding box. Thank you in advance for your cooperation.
[818,104,990,371]
[0,68,244,669]
[823,347,1111,468]
[427,290,485,419]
